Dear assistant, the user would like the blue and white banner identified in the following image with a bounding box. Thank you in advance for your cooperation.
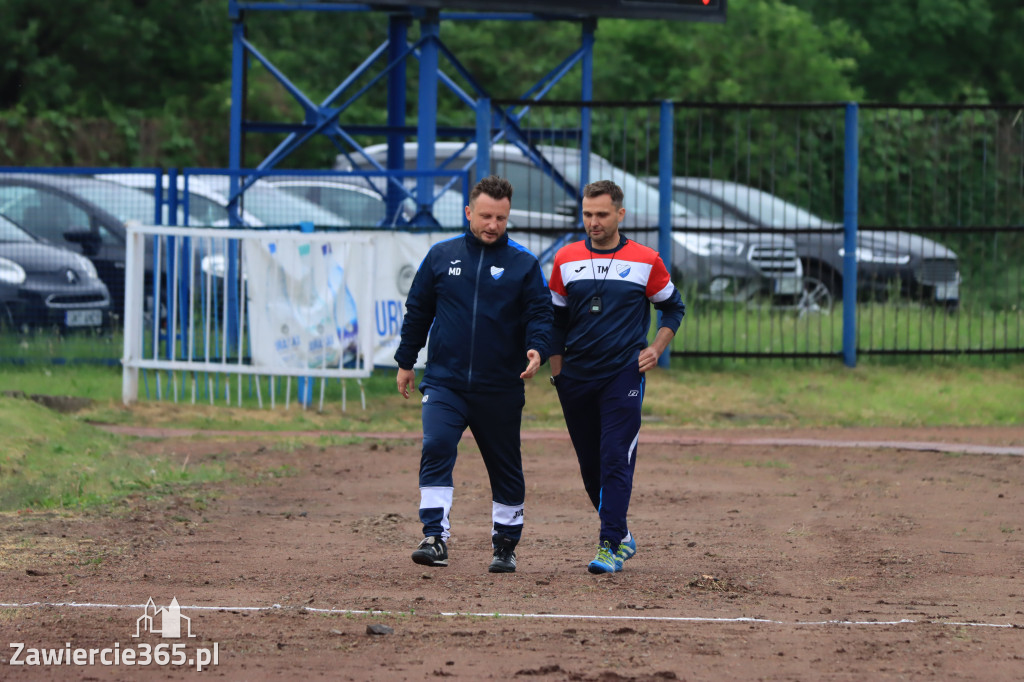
[244,236,363,370]
[366,231,454,369]
[244,230,455,371]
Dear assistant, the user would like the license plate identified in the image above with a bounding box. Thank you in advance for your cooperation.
[774,277,803,295]
[933,281,959,301]
[66,309,103,327]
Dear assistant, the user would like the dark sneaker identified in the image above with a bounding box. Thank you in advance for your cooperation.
[411,536,448,567]
[488,533,517,573]
[587,540,623,574]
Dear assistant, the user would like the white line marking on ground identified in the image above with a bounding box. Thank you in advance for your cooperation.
[96,426,1024,457]
[1,602,1017,629]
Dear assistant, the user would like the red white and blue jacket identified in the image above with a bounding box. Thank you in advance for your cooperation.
[549,236,685,380]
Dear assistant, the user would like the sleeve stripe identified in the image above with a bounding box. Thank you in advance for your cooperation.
[551,291,567,307]
[649,281,676,303]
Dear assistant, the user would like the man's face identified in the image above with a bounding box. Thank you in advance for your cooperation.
[581,193,625,248]
[465,193,510,245]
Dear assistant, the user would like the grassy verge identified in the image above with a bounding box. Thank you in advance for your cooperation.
[2,360,1022,432]
[0,395,230,512]
[1,360,1021,510]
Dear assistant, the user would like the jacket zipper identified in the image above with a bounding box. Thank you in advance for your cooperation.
[467,246,484,389]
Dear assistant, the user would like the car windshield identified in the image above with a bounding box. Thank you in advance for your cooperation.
[237,185,350,227]
[66,182,164,224]
[0,214,33,242]
[682,183,828,228]
[538,147,690,218]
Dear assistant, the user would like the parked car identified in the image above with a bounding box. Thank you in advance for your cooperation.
[264,176,467,228]
[656,177,961,309]
[94,173,363,291]
[0,212,111,333]
[0,172,164,316]
[94,173,351,229]
[337,143,805,305]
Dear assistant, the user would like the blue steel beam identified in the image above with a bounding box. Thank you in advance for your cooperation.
[386,15,409,223]
[234,2,379,11]
[475,98,491,177]
[579,18,594,198]
[842,102,860,368]
[253,37,393,173]
[233,36,424,199]
[228,3,594,227]
[415,14,441,226]
[533,19,594,265]
[657,100,674,369]
[227,18,247,348]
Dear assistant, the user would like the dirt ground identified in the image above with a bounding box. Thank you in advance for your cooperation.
[2,425,1024,681]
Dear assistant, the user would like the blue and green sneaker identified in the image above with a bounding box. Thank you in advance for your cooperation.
[616,536,637,564]
[587,540,623,574]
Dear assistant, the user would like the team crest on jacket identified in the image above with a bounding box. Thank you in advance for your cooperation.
[616,263,631,278]
[490,266,505,280]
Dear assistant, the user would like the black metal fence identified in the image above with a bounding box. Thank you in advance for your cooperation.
[0,102,1021,366]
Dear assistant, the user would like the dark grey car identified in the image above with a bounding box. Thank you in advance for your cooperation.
[0,213,111,332]
[0,173,160,316]
[661,177,961,310]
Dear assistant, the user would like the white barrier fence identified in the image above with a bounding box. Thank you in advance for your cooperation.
[121,225,376,410]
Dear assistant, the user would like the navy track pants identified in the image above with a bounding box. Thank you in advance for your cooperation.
[555,366,644,545]
[417,383,526,542]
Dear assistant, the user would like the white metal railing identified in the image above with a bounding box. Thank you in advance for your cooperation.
[121,225,376,410]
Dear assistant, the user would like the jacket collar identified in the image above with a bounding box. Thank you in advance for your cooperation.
[465,228,510,249]
[585,234,627,255]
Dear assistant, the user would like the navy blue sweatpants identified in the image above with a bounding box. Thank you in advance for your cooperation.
[555,366,644,545]
[417,383,526,543]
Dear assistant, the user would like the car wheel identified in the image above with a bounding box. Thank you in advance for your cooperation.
[798,261,840,313]
[797,276,834,316]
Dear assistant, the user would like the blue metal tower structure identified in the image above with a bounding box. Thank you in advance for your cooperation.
[225,0,725,224]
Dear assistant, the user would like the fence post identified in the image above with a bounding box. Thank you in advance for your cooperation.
[386,14,409,224]
[415,11,440,227]
[579,19,594,193]
[476,98,491,175]
[121,228,146,405]
[297,220,315,407]
[842,102,859,368]
[657,99,674,369]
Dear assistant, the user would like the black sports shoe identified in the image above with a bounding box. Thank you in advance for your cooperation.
[411,536,448,567]
[488,533,517,573]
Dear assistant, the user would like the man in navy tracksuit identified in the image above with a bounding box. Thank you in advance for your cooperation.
[395,175,551,574]
[549,180,686,574]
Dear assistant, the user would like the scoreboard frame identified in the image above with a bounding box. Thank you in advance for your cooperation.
[359,0,726,22]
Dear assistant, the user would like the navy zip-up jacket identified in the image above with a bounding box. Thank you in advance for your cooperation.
[395,229,552,393]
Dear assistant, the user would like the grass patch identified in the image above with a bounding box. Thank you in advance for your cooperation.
[1,358,1022,436]
[0,396,229,511]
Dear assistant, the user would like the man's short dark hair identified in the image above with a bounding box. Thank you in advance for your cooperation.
[470,175,514,204]
[583,180,624,209]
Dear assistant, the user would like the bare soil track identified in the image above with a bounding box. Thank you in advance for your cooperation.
[3,426,1024,681]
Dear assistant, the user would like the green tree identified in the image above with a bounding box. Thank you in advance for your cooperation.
[789,0,1024,103]
[0,0,229,116]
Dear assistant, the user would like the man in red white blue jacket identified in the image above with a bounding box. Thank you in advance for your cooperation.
[548,179,686,574]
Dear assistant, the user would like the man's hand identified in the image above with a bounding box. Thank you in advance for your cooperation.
[397,367,416,399]
[638,346,661,373]
[520,349,541,379]
[639,328,676,373]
